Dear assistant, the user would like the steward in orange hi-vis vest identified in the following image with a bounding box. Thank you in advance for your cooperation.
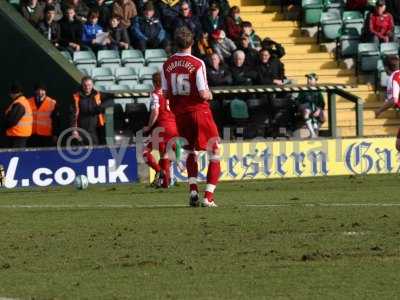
[28,96,57,137]
[5,96,33,138]
[3,83,33,148]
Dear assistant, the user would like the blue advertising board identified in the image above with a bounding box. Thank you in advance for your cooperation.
[0,146,138,188]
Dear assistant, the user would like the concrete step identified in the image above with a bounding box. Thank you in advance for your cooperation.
[290,76,357,85]
[283,52,334,60]
[287,68,353,76]
[326,125,397,137]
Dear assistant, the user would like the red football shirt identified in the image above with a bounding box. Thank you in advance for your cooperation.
[161,52,209,116]
[150,88,176,127]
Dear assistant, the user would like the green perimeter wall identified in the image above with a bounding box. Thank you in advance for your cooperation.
[0,1,82,131]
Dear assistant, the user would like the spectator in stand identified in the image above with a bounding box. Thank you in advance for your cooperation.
[131,2,169,53]
[60,6,85,53]
[211,29,236,62]
[41,0,63,21]
[261,37,286,59]
[38,5,61,49]
[225,6,242,43]
[27,83,60,147]
[256,48,284,85]
[71,76,108,145]
[369,0,394,43]
[89,0,112,28]
[241,21,261,51]
[3,83,32,148]
[157,0,181,33]
[211,0,230,17]
[190,0,209,18]
[189,0,209,20]
[82,10,106,52]
[237,34,259,68]
[112,0,137,29]
[62,0,90,23]
[193,32,214,60]
[296,73,325,138]
[106,15,130,50]
[173,1,202,39]
[230,50,257,86]
[206,53,232,86]
[21,0,45,27]
[202,3,225,35]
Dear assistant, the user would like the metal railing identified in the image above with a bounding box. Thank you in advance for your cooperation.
[106,84,363,144]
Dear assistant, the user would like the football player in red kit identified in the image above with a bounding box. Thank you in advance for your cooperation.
[143,72,178,188]
[161,26,220,207]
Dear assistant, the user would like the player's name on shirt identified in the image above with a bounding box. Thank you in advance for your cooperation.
[165,59,196,74]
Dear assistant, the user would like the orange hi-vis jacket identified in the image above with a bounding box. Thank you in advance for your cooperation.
[5,96,33,137]
[73,91,105,127]
[28,96,56,137]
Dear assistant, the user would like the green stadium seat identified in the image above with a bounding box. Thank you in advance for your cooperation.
[394,26,400,41]
[95,81,114,92]
[320,11,342,40]
[139,66,159,82]
[121,49,145,64]
[145,49,167,62]
[73,51,97,67]
[98,50,120,63]
[380,42,399,56]
[60,51,73,63]
[302,0,324,26]
[147,61,164,71]
[115,67,138,81]
[91,67,115,82]
[357,43,380,74]
[106,84,131,91]
[338,27,360,58]
[118,79,138,87]
[77,65,93,76]
[130,83,153,91]
[377,59,388,89]
[230,99,249,120]
[342,11,364,36]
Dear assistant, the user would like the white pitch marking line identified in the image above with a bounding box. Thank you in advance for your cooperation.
[0,203,399,209]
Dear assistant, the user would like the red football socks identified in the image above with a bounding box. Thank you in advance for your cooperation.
[186,153,198,192]
[159,158,170,188]
[205,159,220,202]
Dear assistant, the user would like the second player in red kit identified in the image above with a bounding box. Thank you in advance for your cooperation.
[143,72,178,188]
[161,26,220,207]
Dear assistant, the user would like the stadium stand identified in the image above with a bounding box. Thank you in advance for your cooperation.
[4,0,400,141]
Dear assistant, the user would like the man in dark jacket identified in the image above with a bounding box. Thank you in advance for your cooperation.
[207,53,232,86]
[157,0,180,33]
[256,48,284,85]
[131,2,168,52]
[230,50,257,86]
[261,37,286,59]
[237,34,259,68]
[172,1,202,38]
[71,77,109,145]
[37,5,61,49]
[59,6,85,53]
[202,3,224,34]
